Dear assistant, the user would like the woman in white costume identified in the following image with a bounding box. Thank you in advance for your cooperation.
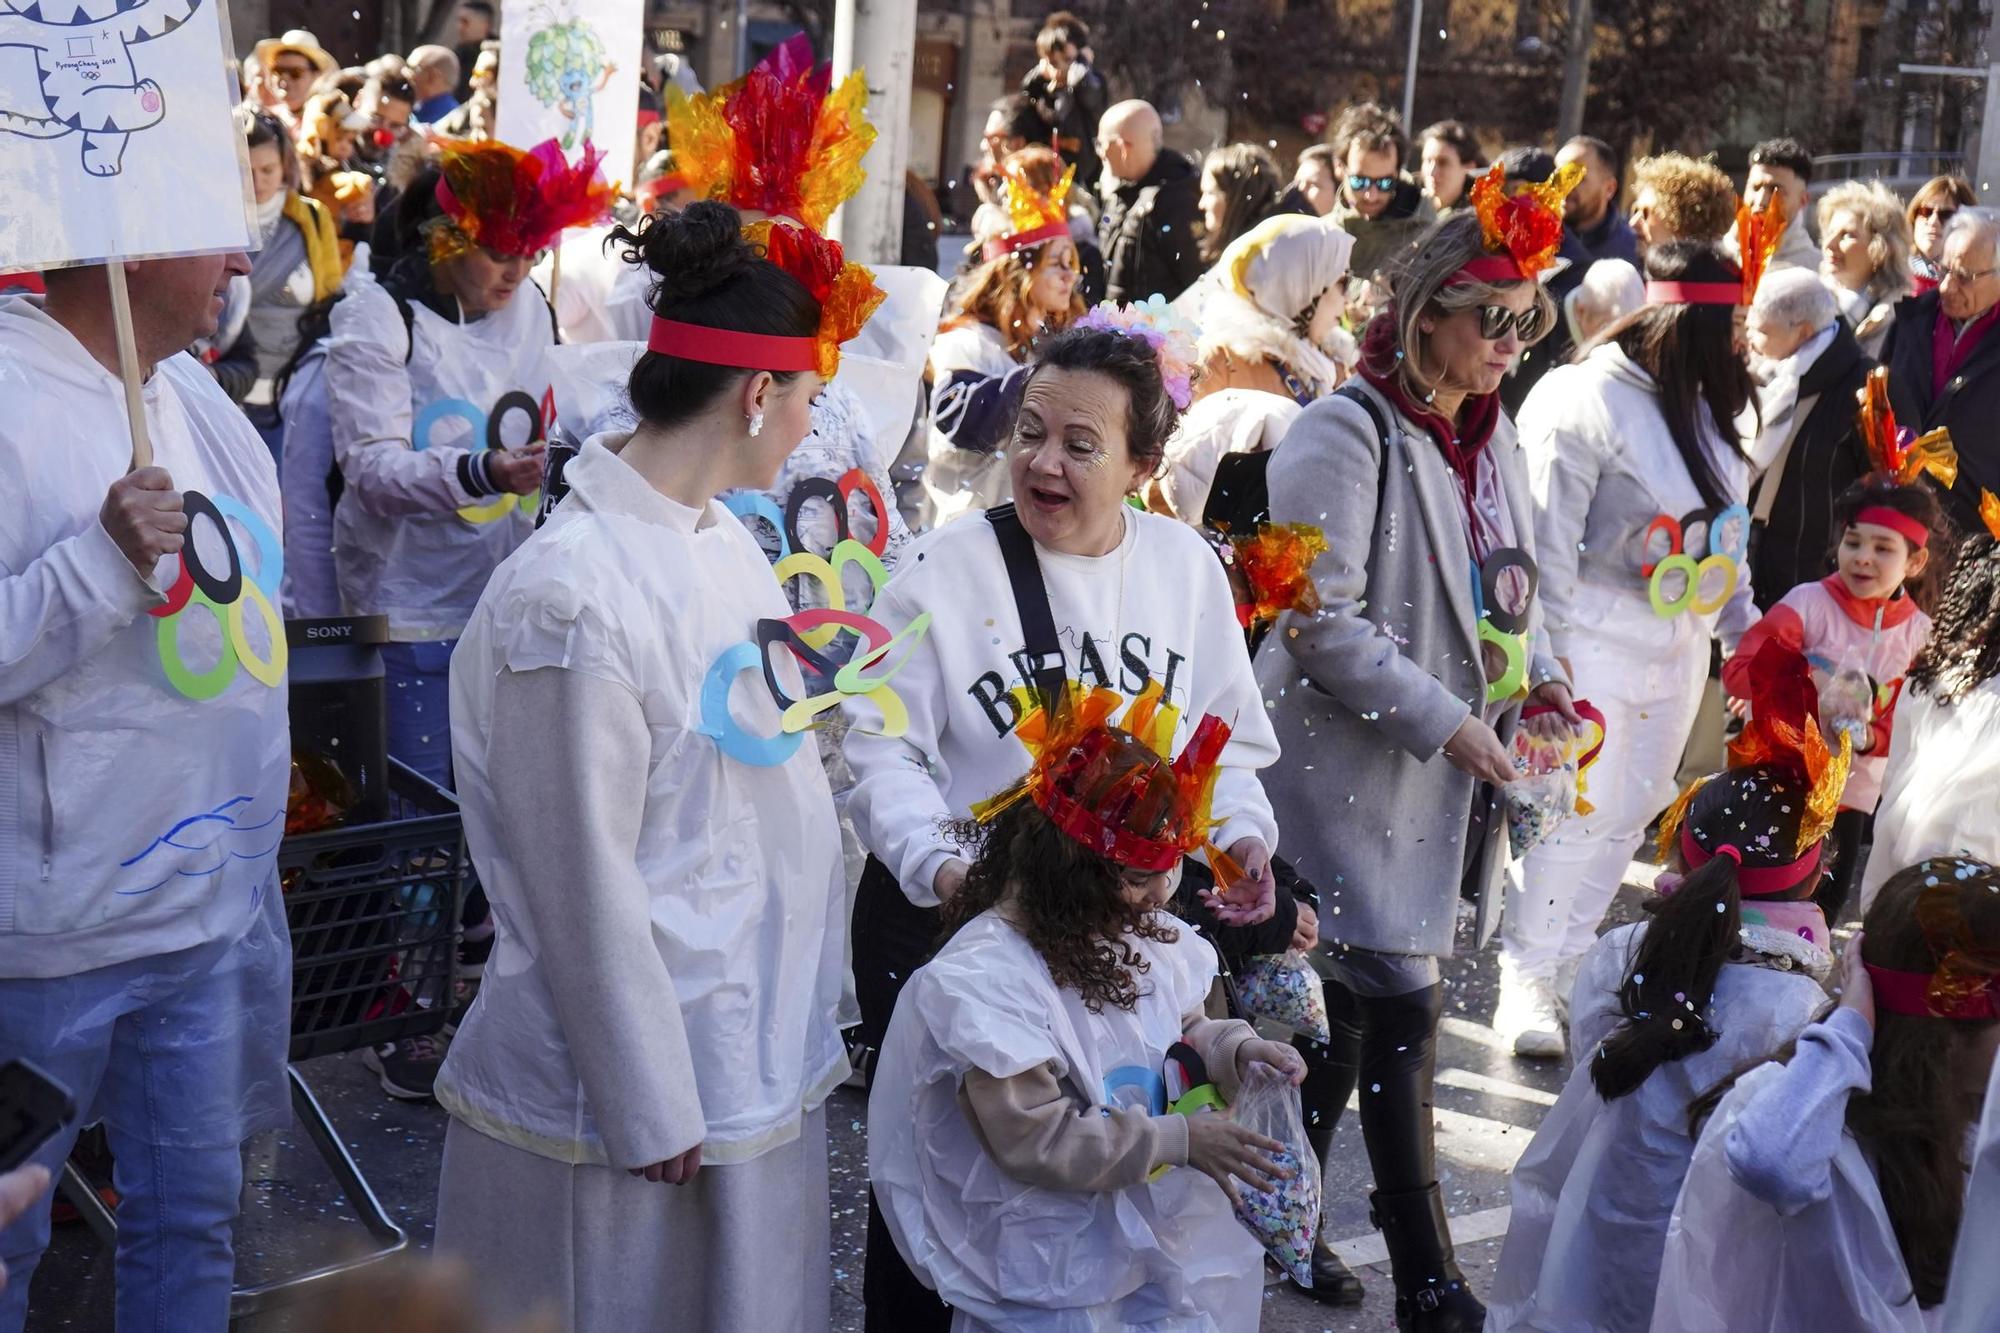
[1653,857,2000,1331]
[1488,642,1847,1332]
[870,692,1305,1332]
[321,137,608,786]
[1498,240,1762,1058]
[433,202,879,1332]
[1155,212,1355,523]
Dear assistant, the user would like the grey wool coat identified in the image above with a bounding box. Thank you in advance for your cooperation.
[1252,379,1565,958]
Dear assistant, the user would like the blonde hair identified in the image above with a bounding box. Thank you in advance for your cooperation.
[1632,153,1738,244]
[1374,212,1556,403]
[945,243,1083,359]
[1818,179,1914,307]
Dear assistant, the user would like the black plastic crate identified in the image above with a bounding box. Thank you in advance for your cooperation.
[279,760,470,1063]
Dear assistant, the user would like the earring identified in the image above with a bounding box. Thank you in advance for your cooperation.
[1420,322,1435,334]
[747,411,764,438]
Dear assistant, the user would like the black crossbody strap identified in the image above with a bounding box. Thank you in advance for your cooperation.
[986,503,1067,701]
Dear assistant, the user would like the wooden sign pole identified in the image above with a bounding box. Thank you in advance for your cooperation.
[105,263,153,471]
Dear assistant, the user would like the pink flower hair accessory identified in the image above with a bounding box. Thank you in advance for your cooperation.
[1073,296,1202,411]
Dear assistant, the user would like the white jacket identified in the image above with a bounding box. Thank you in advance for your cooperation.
[0,297,290,977]
[324,276,548,641]
[1519,343,1759,662]
[1858,676,2000,911]
[440,436,848,1167]
[1158,388,1301,523]
[843,506,1280,907]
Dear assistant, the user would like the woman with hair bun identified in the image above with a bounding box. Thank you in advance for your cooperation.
[433,199,881,1332]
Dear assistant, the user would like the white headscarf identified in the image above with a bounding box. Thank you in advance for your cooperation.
[1196,213,1357,395]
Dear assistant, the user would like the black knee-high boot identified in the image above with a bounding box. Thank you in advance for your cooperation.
[1290,975,1366,1305]
[1355,983,1483,1331]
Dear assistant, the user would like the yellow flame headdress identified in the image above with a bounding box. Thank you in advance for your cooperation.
[982,160,1075,261]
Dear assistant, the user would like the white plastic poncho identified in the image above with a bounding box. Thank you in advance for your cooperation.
[868,910,1264,1332]
[1487,921,1827,1332]
[1158,388,1301,524]
[323,276,549,640]
[1652,1007,1933,1332]
[1944,1049,2000,1332]
[438,436,848,1167]
[0,296,291,980]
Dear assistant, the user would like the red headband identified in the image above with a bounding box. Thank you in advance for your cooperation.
[647,318,818,372]
[1864,963,2000,1020]
[1037,785,1180,873]
[1447,254,1527,287]
[1681,827,1824,896]
[981,218,1069,262]
[642,174,690,204]
[1855,505,1931,549]
[1646,281,1743,306]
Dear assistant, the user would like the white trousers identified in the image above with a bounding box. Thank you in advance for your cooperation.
[1502,626,1710,983]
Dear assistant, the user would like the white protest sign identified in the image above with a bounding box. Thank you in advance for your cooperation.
[0,0,255,273]
[496,0,643,192]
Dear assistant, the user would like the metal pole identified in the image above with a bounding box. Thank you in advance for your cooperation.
[735,0,750,77]
[1979,60,2000,200]
[1556,0,1593,142]
[829,0,917,264]
[1402,0,1422,128]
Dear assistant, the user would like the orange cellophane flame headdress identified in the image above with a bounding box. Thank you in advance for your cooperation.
[665,33,874,234]
[1980,489,2000,540]
[1734,195,1787,306]
[971,682,1242,882]
[428,138,616,265]
[748,219,885,379]
[1657,638,1851,876]
[983,160,1075,261]
[1229,523,1328,629]
[1855,364,1959,489]
[1459,161,1584,284]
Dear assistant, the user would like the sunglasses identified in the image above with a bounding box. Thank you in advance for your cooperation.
[270,64,314,82]
[1476,303,1548,342]
[1347,173,1398,194]
[1915,205,1958,224]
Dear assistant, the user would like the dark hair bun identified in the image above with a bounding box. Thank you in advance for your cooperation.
[614,201,757,310]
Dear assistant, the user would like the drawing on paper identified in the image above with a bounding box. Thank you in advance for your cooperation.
[0,0,202,176]
[522,1,615,152]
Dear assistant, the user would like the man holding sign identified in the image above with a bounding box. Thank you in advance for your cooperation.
[0,253,294,1329]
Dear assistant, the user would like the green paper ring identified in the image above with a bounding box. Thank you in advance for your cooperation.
[1478,619,1529,703]
[1649,553,1701,618]
[157,589,239,700]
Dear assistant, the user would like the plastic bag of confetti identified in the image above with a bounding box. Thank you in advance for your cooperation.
[1234,950,1331,1043]
[1227,1061,1321,1286]
[1504,731,1579,858]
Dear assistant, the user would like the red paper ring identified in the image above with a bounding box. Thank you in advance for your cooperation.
[837,467,890,558]
[1573,700,1608,770]
[148,555,195,619]
[1640,513,1682,578]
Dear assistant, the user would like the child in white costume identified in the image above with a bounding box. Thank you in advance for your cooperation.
[1653,857,2000,1332]
[870,691,1305,1331]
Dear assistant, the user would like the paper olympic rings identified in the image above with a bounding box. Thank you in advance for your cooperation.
[698,537,934,766]
[723,466,893,561]
[147,491,288,701]
[1641,504,1749,619]
[1473,547,1539,704]
[412,387,553,524]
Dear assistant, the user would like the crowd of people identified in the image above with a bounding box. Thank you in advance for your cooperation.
[3,6,2000,1333]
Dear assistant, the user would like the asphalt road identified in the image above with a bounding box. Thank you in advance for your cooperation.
[23,885,1656,1333]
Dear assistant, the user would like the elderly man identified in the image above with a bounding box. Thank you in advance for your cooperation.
[1327,101,1435,284]
[407,44,463,124]
[1095,99,1203,303]
[1881,207,2000,529]
[0,254,292,1330]
[1557,135,1640,266]
[1745,268,1874,607]
[1743,136,1821,272]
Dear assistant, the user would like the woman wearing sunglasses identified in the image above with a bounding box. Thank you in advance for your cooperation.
[1907,175,1977,294]
[1495,240,1761,1061]
[1254,180,1578,1327]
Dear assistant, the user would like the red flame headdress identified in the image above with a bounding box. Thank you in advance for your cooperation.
[982,159,1075,261]
[1456,162,1584,285]
[428,138,615,264]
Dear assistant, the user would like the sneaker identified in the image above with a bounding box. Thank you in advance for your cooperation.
[1493,972,1565,1061]
[363,1035,446,1101]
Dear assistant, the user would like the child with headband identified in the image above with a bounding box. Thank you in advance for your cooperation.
[867,690,1304,1331]
[1726,476,1942,920]
[1654,855,2000,1330]
[1488,640,1850,1332]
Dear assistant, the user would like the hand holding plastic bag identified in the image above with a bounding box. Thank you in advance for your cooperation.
[1221,1062,1322,1286]
[1504,728,1580,857]
[1235,950,1331,1043]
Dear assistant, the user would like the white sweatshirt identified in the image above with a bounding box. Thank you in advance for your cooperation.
[843,506,1280,906]
[0,297,290,977]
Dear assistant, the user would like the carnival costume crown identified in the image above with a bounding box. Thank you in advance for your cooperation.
[1865,857,2000,1021]
[982,159,1076,261]
[1856,364,1958,491]
[1458,161,1584,284]
[1982,489,2000,540]
[428,137,616,265]
[1073,297,1201,410]
[973,684,1239,880]
[1644,190,1783,308]
[665,33,873,234]
[1655,638,1852,895]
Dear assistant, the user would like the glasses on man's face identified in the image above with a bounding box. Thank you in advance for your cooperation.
[1476,303,1548,342]
[1347,173,1397,194]
[1940,263,1999,286]
[270,64,313,84]
[1916,205,1958,225]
